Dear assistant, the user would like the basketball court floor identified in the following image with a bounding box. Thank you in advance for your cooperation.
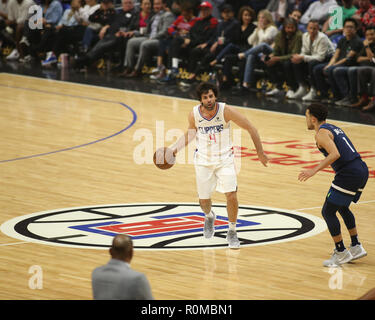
[0,67,374,300]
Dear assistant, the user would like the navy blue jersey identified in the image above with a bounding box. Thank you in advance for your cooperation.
[318,123,360,172]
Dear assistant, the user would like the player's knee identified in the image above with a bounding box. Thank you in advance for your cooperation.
[321,200,338,220]
[225,191,237,202]
[322,200,342,236]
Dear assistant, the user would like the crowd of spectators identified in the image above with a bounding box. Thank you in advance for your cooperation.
[1,0,375,111]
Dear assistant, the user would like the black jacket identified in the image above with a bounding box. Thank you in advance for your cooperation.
[207,17,239,47]
[107,8,137,35]
[189,15,218,47]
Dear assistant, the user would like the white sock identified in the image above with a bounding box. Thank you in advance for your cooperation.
[228,222,236,231]
[172,58,179,69]
[206,211,214,218]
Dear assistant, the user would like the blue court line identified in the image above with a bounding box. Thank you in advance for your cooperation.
[0,84,137,163]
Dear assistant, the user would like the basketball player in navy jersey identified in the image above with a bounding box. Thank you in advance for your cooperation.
[171,82,269,248]
[299,103,368,267]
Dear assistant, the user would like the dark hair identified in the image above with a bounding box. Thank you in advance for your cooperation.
[365,25,375,32]
[308,19,319,26]
[344,17,358,28]
[283,17,298,30]
[280,17,298,47]
[196,82,218,100]
[180,1,194,13]
[110,234,133,260]
[307,103,328,122]
[238,5,256,23]
[290,9,301,15]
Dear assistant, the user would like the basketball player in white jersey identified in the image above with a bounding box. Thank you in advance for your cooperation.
[171,83,269,248]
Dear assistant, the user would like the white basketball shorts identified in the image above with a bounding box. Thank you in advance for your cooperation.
[194,158,237,199]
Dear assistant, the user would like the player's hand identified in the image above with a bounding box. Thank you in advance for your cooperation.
[298,168,316,182]
[258,152,269,167]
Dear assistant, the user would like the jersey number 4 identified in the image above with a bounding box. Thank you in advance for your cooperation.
[209,134,217,143]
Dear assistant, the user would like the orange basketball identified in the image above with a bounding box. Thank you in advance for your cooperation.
[153,147,176,170]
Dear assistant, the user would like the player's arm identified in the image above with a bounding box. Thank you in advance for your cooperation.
[170,111,197,156]
[298,129,340,181]
[224,106,268,167]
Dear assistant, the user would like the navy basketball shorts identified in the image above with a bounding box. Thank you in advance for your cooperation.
[326,159,369,207]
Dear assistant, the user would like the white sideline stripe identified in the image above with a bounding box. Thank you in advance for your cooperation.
[0,241,29,246]
[296,199,375,211]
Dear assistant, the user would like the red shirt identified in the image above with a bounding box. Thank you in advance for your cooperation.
[168,15,198,36]
[139,12,149,28]
[355,5,375,32]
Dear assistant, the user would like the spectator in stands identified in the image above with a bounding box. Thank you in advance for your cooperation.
[0,0,10,50]
[159,1,217,83]
[209,0,225,19]
[74,0,137,70]
[211,5,256,90]
[24,0,100,63]
[322,0,357,42]
[264,17,303,97]
[84,0,116,47]
[150,1,197,80]
[0,0,8,20]
[347,26,375,109]
[267,0,290,27]
[41,0,63,27]
[78,0,102,53]
[42,0,100,64]
[116,0,152,68]
[124,0,153,40]
[238,9,278,91]
[332,17,365,105]
[122,0,174,77]
[5,0,36,60]
[180,3,238,86]
[283,8,307,32]
[0,0,9,27]
[361,79,375,111]
[300,0,338,27]
[289,8,303,23]
[18,0,63,61]
[352,0,375,36]
[291,19,335,101]
[40,0,84,66]
[313,17,363,103]
[39,0,100,63]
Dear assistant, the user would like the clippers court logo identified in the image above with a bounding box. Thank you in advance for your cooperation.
[0,203,326,250]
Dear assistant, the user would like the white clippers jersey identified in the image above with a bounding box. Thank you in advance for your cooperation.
[193,102,233,165]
